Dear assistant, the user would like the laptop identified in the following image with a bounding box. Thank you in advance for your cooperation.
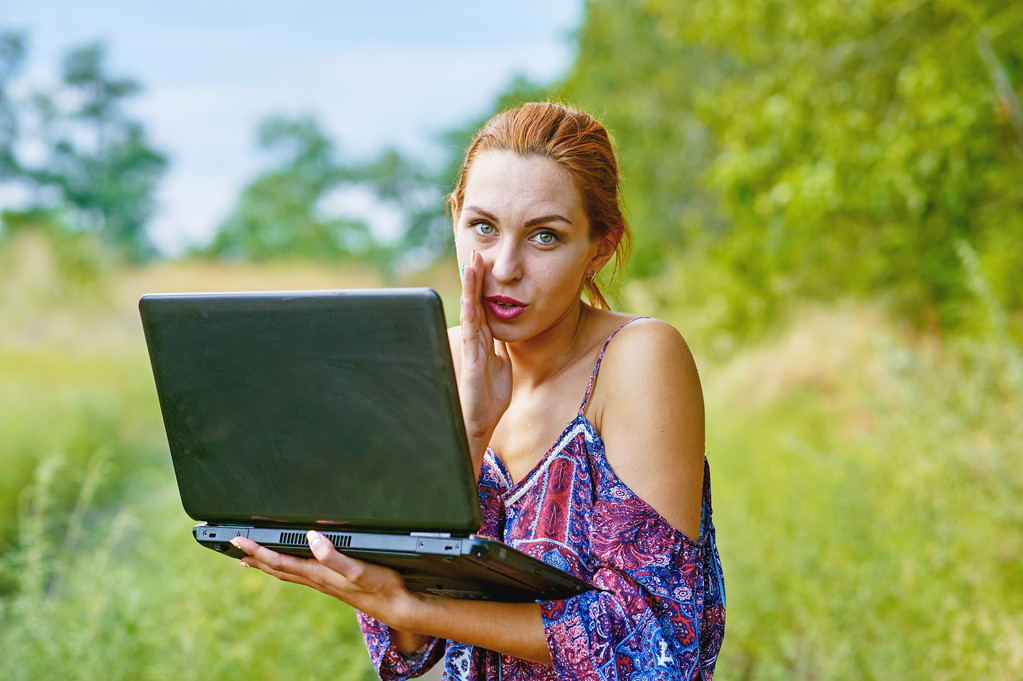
[139,287,595,602]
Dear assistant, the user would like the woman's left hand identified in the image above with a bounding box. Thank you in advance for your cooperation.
[230,531,418,630]
[458,249,512,474]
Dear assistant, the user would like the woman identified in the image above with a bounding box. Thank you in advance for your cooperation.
[231,102,725,679]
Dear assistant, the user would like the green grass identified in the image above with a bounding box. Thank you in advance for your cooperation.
[0,468,376,680]
[1,238,380,679]
[706,304,1023,680]
[1,235,1020,679]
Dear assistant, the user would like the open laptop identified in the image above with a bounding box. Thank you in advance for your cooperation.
[139,287,595,602]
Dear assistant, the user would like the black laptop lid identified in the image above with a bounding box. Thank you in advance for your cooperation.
[139,288,481,534]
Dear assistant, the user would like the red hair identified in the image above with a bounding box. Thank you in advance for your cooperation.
[449,102,632,310]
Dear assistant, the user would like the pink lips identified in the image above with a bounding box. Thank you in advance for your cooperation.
[485,295,528,321]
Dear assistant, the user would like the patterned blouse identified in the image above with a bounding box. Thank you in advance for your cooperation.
[358,320,726,680]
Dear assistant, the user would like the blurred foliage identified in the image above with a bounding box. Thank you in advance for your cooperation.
[0,208,111,299]
[0,254,396,678]
[0,33,167,260]
[558,0,1023,338]
[0,32,25,179]
[0,454,376,680]
[354,147,450,270]
[204,75,558,274]
[707,299,1022,679]
[0,227,154,550]
[559,2,729,276]
[205,113,457,276]
[204,115,376,261]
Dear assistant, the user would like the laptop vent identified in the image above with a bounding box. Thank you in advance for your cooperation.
[279,532,306,546]
[278,531,352,550]
[327,533,353,549]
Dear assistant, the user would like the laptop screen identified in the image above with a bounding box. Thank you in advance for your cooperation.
[140,288,481,534]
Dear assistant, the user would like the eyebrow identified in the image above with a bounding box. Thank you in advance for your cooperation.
[463,205,574,228]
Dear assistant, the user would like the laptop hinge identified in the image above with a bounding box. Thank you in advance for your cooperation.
[409,531,452,538]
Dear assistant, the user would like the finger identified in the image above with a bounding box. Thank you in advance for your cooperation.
[470,250,496,347]
[471,249,485,322]
[232,537,304,572]
[307,532,409,600]
[459,263,476,329]
[243,557,314,587]
[460,254,481,351]
[232,537,327,585]
[238,552,312,587]
[230,536,262,556]
[236,537,366,597]
[307,531,366,583]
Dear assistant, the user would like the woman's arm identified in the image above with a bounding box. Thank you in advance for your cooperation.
[231,532,552,665]
[399,594,551,664]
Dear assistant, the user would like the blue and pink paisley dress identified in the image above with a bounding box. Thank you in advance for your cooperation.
[358,321,726,680]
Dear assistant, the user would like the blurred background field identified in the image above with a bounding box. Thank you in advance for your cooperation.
[2,1,1022,679]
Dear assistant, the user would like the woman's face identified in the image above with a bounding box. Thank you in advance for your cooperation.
[454,150,612,344]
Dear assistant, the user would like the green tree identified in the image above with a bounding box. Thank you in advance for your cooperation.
[344,147,449,270]
[1,39,168,259]
[207,75,558,270]
[0,32,26,181]
[660,0,1022,327]
[557,3,731,278]
[559,0,1023,332]
[206,114,375,260]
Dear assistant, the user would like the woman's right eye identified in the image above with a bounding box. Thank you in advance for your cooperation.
[471,221,495,236]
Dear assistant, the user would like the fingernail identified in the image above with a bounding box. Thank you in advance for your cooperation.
[239,560,248,568]
[308,530,323,549]
[229,538,240,548]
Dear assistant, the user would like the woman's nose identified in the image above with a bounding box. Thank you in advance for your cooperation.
[488,239,522,283]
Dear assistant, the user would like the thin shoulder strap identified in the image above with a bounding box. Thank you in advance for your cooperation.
[577,317,647,416]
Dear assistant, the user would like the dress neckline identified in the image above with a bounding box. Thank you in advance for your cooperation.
[485,317,645,493]
[485,412,596,495]
[484,412,710,548]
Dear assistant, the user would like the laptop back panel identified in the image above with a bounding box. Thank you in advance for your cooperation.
[139,288,481,534]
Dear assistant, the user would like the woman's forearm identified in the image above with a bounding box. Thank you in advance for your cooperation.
[396,595,552,665]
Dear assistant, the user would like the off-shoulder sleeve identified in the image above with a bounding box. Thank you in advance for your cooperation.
[356,611,446,680]
[538,490,725,680]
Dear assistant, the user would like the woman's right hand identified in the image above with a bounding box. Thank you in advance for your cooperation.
[458,249,511,476]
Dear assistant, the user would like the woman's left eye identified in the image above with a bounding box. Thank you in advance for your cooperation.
[534,231,558,245]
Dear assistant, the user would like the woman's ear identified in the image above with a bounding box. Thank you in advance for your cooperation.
[447,195,460,234]
[589,226,622,274]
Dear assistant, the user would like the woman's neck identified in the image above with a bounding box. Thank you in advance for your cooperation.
[504,300,598,390]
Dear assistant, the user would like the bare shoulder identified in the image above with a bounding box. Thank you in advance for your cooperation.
[590,317,706,538]
[593,317,703,442]
[597,317,701,398]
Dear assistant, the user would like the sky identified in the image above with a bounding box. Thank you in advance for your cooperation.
[3,1,584,253]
